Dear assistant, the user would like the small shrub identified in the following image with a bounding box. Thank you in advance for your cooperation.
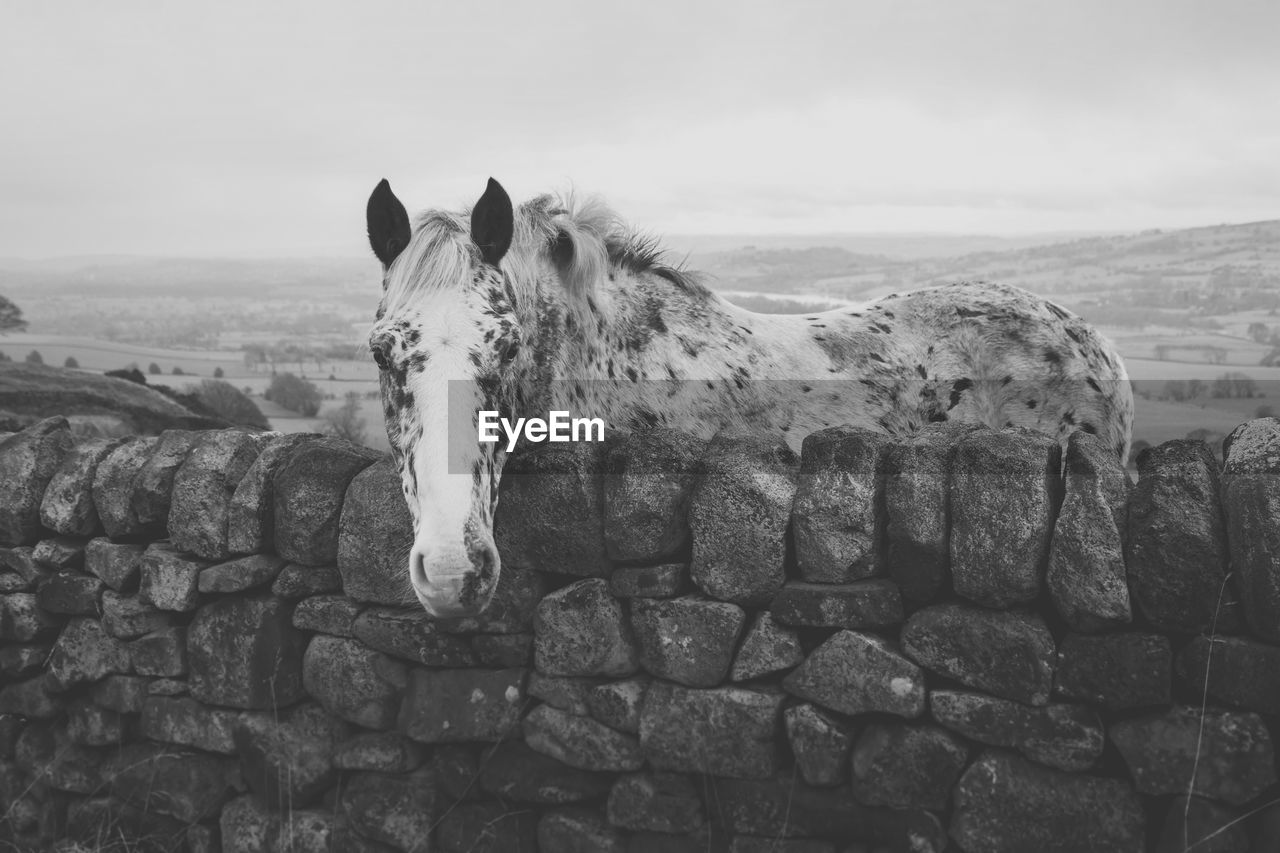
[213,366,225,378]
[148,362,161,375]
[195,379,270,430]
[25,350,42,364]
[265,372,322,417]
[64,356,80,368]
[324,391,368,445]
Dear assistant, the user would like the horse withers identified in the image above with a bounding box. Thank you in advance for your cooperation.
[365,177,1133,617]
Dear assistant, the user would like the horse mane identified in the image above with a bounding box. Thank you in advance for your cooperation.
[516,193,706,300]
[382,190,707,319]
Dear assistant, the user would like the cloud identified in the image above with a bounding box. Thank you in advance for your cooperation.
[1,0,1277,255]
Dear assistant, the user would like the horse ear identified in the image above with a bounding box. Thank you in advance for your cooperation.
[471,178,513,266]
[367,179,411,268]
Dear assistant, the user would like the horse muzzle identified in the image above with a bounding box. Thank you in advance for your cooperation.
[409,541,499,617]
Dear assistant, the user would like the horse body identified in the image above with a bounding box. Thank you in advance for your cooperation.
[366,178,1133,616]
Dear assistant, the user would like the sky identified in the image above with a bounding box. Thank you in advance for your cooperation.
[2,0,1279,257]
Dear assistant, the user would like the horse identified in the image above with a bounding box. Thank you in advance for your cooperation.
[365,177,1133,617]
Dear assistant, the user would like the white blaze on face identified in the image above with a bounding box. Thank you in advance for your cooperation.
[390,304,502,617]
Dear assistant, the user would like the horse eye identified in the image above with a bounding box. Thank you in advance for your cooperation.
[372,348,390,370]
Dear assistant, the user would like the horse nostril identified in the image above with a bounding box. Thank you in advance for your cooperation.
[410,547,429,590]
[469,542,497,581]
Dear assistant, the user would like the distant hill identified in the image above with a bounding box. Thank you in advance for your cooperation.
[0,362,230,436]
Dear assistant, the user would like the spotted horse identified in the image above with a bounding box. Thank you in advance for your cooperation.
[365,177,1133,616]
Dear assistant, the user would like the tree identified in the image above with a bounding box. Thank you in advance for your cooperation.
[1248,322,1271,343]
[0,296,27,334]
[64,356,79,368]
[324,392,368,445]
[25,350,42,365]
[196,379,270,430]
[172,366,185,375]
[265,372,322,416]
[213,366,225,378]
[148,362,162,375]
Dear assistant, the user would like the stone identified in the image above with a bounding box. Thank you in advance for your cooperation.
[333,731,425,772]
[473,632,533,666]
[0,571,28,592]
[92,674,150,712]
[339,770,436,852]
[0,643,48,678]
[529,672,596,715]
[228,432,319,555]
[587,676,649,733]
[187,594,306,709]
[1047,432,1133,631]
[783,630,925,718]
[169,429,265,560]
[0,592,58,641]
[784,703,855,787]
[639,682,782,778]
[101,590,171,638]
[792,426,889,582]
[731,611,805,682]
[494,439,610,576]
[17,725,105,793]
[930,690,1104,772]
[336,456,416,605]
[951,751,1144,853]
[1110,705,1276,805]
[950,428,1060,607]
[479,739,614,803]
[690,431,798,605]
[66,698,124,745]
[235,702,349,808]
[603,428,705,562]
[35,569,102,614]
[1127,440,1232,633]
[140,696,243,753]
[1223,417,1280,475]
[539,808,626,853]
[729,840,835,853]
[220,797,340,853]
[45,617,130,691]
[769,580,903,630]
[630,595,745,686]
[1177,634,1280,714]
[0,676,65,718]
[138,542,208,611]
[83,538,144,591]
[901,603,1055,705]
[31,536,85,570]
[130,428,200,529]
[436,801,538,853]
[1222,471,1280,642]
[272,562,344,598]
[197,553,285,593]
[851,723,968,810]
[0,417,74,545]
[524,703,644,771]
[1157,795,1250,853]
[352,606,476,666]
[148,678,187,696]
[608,562,688,598]
[91,437,160,537]
[1055,631,1172,711]
[129,626,187,676]
[607,771,703,833]
[535,578,638,677]
[884,423,976,603]
[433,744,483,802]
[39,437,124,536]
[709,773,947,850]
[109,742,234,823]
[399,667,527,743]
[293,593,362,636]
[1,546,47,585]
[303,634,401,729]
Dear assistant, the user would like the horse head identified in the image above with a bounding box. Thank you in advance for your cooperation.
[366,177,541,617]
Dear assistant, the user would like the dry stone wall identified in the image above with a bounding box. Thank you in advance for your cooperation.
[3,415,1280,852]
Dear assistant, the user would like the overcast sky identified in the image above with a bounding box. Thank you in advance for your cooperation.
[2,0,1278,257]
